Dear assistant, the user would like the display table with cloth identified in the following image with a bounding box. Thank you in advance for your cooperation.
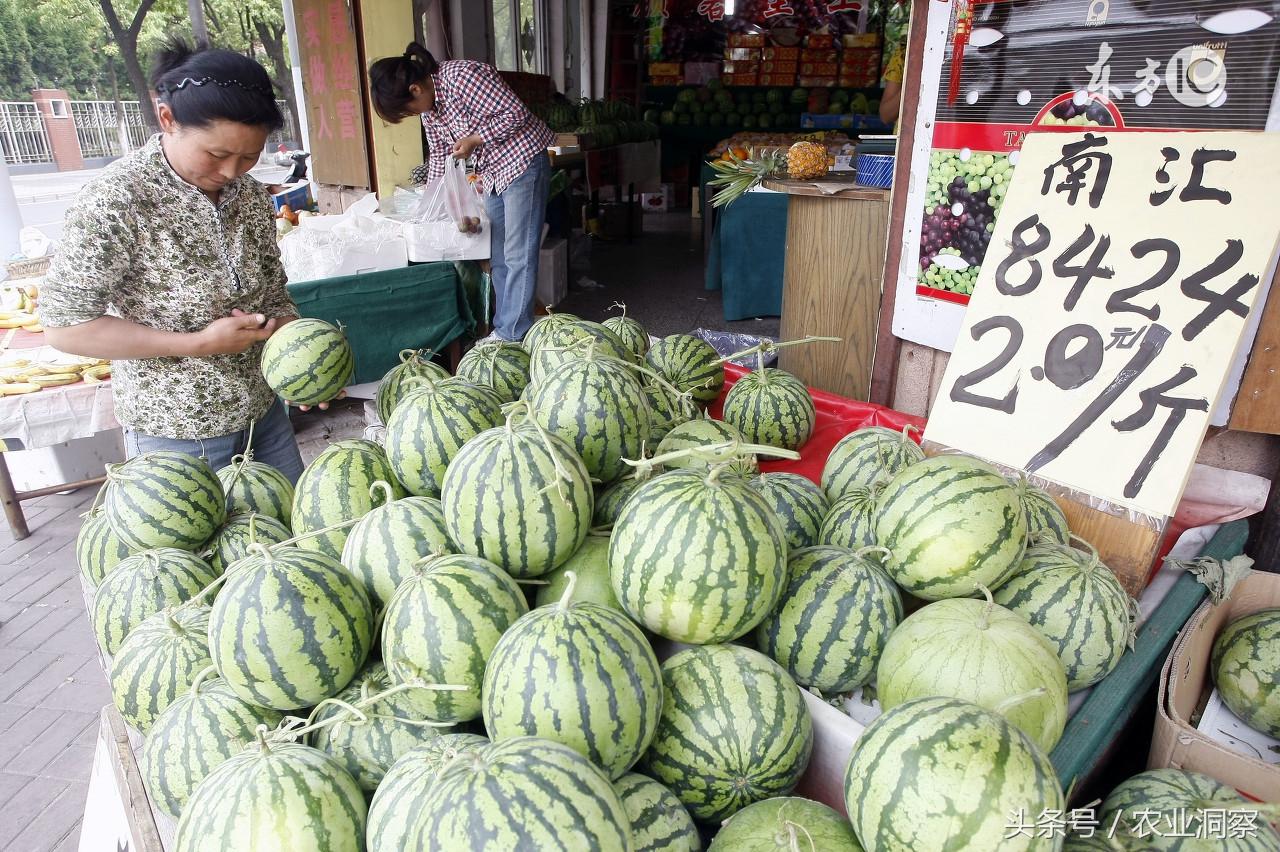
[704,190,788,321]
[287,261,480,384]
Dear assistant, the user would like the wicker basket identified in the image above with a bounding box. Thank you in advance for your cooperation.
[6,256,50,280]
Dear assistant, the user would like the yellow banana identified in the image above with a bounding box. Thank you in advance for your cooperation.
[81,365,112,384]
[23,323,43,333]
[0,313,37,329]
[0,382,40,395]
[29,373,80,388]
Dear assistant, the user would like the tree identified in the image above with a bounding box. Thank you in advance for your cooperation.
[96,0,167,129]
[0,0,36,100]
[205,0,303,145]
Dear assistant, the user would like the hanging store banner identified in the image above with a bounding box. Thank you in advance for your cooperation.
[892,1,1280,356]
[924,130,1280,518]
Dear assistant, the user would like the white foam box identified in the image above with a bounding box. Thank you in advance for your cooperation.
[537,236,568,308]
[641,186,673,213]
[6,428,124,492]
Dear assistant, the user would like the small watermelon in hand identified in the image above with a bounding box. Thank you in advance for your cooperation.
[261,317,354,406]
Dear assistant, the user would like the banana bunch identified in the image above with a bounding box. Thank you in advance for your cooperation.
[0,309,42,332]
[0,358,111,395]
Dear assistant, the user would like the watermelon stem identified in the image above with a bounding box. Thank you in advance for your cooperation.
[557,570,578,609]
[974,583,996,630]
[411,551,450,574]
[254,723,272,752]
[368,480,399,506]
[854,545,892,563]
[288,680,466,739]
[783,819,816,852]
[273,516,362,549]
[994,687,1047,714]
[188,664,218,695]
[1067,534,1102,572]
[714,335,842,367]
[81,480,107,519]
[608,300,628,319]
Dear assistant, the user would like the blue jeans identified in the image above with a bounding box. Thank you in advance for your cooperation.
[485,153,551,341]
[123,400,305,484]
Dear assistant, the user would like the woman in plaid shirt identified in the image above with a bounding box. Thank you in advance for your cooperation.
[370,43,554,343]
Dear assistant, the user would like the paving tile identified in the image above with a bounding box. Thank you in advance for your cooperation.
[38,677,111,715]
[0,775,69,848]
[0,649,59,704]
[38,614,99,657]
[0,770,29,802]
[5,781,85,851]
[0,709,60,766]
[2,653,89,708]
[40,744,95,784]
[0,604,80,651]
[0,702,29,732]
[6,710,97,777]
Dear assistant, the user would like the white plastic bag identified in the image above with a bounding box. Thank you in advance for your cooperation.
[395,159,491,262]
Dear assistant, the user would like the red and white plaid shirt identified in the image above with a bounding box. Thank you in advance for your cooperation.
[420,61,554,195]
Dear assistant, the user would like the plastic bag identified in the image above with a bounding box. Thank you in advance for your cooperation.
[397,161,491,262]
[442,158,485,235]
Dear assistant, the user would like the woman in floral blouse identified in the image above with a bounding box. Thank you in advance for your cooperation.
[42,42,327,482]
[368,43,554,344]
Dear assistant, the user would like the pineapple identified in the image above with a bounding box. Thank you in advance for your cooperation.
[706,148,787,207]
[786,141,828,180]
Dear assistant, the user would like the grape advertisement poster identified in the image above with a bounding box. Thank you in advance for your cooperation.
[896,0,1280,341]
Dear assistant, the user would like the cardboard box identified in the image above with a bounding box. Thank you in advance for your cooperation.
[760,60,799,74]
[724,73,760,86]
[843,33,881,48]
[762,46,800,61]
[271,182,313,213]
[1151,571,1280,800]
[536,236,568,308]
[648,61,682,77]
[806,34,836,49]
[722,61,761,75]
[760,73,798,86]
[801,48,838,62]
[728,33,766,48]
[725,47,762,61]
[801,61,840,76]
[640,187,672,212]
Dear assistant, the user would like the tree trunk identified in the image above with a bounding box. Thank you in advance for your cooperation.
[96,0,161,131]
[255,18,303,147]
[188,0,210,47]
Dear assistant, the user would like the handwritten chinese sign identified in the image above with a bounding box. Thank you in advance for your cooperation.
[295,0,369,188]
[925,131,1280,518]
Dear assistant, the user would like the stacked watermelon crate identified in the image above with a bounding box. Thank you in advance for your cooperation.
[75,312,1266,850]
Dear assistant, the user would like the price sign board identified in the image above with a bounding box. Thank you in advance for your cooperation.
[925,131,1280,518]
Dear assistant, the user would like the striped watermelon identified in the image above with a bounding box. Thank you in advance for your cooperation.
[208,546,374,710]
[376,349,451,424]
[875,454,1028,600]
[757,545,902,693]
[819,485,881,550]
[311,661,448,793]
[614,773,699,852]
[109,605,211,732]
[454,341,531,404]
[594,472,654,528]
[821,425,924,501]
[340,489,454,610]
[877,595,1069,752]
[483,582,663,779]
[291,440,405,559]
[1010,473,1071,546]
[709,797,862,851]
[217,453,295,529]
[529,353,652,483]
[721,368,815,451]
[174,737,366,852]
[655,418,758,477]
[92,548,218,655]
[844,697,1064,851]
[646,334,725,406]
[261,317,354,406]
[366,733,490,852]
[603,312,650,359]
[384,377,505,498]
[1213,608,1280,738]
[104,452,226,551]
[76,503,135,589]
[611,468,786,643]
[440,418,593,578]
[642,376,700,445]
[747,472,829,551]
[528,319,636,385]
[206,512,292,574]
[645,644,813,823]
[381,553,528,723]
[995,540,1134,691]
[1099,768,1280,851]
[522,311,581,356]
[140,669,283,819]
[397,736,632,850]
[534,535,621,611]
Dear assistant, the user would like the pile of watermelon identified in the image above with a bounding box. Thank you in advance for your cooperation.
[76,306,1165,849]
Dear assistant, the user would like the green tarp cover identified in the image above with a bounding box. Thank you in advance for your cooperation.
[287,263,476,385]
[705,191,788,321]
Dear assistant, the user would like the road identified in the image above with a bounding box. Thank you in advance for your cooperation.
[11,162,294,243]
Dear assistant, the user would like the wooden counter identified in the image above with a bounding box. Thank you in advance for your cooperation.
[763,178,891,401]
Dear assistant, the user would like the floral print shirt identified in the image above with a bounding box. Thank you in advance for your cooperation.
[42,135,298,440]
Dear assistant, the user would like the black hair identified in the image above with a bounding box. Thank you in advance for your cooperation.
[369,42,440,124]
[151,38,284,131]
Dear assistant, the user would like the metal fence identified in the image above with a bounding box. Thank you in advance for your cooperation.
[0,102,52,165]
